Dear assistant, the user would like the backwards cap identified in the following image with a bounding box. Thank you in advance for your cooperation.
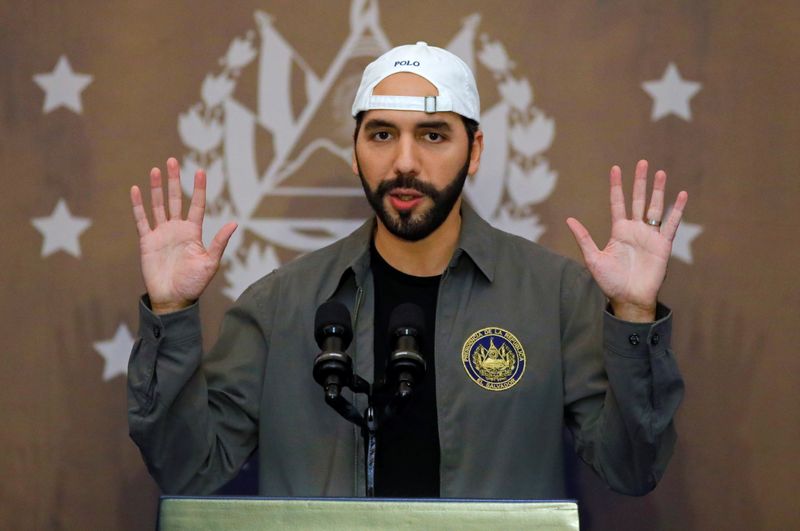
[351,41,480,123]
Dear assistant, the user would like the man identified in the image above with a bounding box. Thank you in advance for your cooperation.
[128,42,687,499]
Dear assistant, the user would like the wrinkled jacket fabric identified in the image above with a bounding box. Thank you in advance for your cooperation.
[128,204,683,498]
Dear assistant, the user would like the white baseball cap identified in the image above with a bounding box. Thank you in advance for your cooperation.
[351,41,480,123]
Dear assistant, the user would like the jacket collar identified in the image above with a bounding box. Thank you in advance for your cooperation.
[323,200,497,300]
[450,201,496,283]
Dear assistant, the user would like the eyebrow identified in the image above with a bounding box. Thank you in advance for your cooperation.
[362,119,453,131]
[416,121,452,131]
[363,119,395,131]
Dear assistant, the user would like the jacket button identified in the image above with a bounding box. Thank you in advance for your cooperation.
[651,333,660,345]
[153,326,161,339]
[628,333,640,346]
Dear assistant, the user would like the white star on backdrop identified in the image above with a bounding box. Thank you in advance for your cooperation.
[671,221,703,264]
[33,55,93,114]
[94,324,134,381]
[31,199,92,258]
[642,63,702,121]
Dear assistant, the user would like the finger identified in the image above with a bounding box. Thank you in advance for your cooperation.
[167,157,183,220]
[149,167,167,226]
[662,191,689,241]
[130,185,152,237]
[187,169,207,225]
[609,165,627,223]
[566,217,600,263]
[631,159,648,220]
[646,170,667,224]
[208,222,238,263]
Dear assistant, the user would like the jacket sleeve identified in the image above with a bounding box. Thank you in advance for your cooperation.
[127,280,273,495]
[561,263,684,495]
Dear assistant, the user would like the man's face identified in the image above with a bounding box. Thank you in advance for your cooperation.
[352,73,482,242]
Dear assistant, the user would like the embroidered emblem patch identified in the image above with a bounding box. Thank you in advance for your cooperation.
[462,327,526,391]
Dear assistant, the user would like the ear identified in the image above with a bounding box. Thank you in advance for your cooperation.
[351,148,359,177]
[468,130,484,176]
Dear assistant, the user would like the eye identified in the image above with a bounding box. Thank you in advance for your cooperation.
[424,132,443,142]
[372,131,392,141]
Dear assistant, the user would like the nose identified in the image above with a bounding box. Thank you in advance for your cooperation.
[392,135,421,177]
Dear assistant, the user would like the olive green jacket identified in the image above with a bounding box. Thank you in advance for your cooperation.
[128,204,682,498]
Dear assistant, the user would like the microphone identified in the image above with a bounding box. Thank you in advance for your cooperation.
[386,303,427,399]
[312,301,354,402]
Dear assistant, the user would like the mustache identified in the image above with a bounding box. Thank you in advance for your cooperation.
[375,174,440,198]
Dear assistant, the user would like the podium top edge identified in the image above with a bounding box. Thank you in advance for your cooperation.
[159,496,577,504]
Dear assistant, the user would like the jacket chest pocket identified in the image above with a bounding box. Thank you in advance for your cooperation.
[441,325,562,410]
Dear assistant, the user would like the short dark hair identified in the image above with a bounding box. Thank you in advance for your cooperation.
[353,112,480,147]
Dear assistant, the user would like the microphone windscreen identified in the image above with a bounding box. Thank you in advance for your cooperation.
[314,300,353,349]
[388,302,425,338]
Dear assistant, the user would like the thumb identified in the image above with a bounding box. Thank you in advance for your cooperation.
[565,217,599,263]
[208,222,238,263]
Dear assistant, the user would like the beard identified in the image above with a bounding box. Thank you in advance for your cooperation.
[356,155,471,242]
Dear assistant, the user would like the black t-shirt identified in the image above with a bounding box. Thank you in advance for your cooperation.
[370,243,441,497]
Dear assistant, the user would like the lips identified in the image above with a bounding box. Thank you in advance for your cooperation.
[387,188,425,212]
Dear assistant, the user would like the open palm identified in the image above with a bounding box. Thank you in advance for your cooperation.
[567,160,688,322]
[130,158,237,314]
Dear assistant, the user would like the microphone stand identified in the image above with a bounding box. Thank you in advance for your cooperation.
[317,376,414,497]
[363,383,418,496]
[313,301,425,497]
[364,405,377,497]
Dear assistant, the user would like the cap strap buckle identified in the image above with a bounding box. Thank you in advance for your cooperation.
[423,96,437,113]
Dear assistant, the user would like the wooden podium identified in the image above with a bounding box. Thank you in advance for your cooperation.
[158,497,579,530]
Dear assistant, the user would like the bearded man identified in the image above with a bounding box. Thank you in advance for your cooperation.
[128,42,688,499]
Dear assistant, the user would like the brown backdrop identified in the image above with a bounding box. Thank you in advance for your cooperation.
[1,1,799,529]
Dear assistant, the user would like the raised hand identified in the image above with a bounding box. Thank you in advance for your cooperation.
[130,158,237,314]
[566,160,688,322]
